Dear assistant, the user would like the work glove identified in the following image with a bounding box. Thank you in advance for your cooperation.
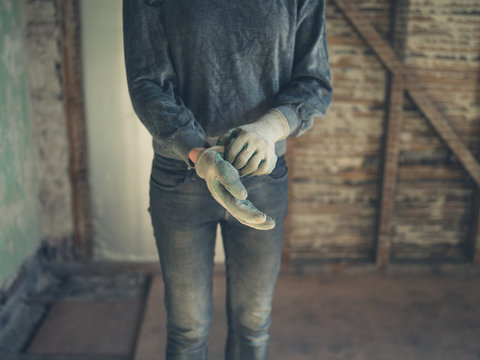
[217,109,290,177]
[195,146,276,230]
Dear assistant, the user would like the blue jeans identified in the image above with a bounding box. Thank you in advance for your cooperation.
[149,153,289,360]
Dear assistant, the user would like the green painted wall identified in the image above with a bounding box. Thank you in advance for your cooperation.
[0,0,42,286]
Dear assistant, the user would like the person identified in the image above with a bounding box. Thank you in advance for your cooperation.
[123,0,333,358]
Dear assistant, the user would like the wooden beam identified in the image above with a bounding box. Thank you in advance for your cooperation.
[332,0,480,187]
[58,0,93,261]
[376,77,404,269]
[375,0,409,269]
[470,189,480,264]
[405,84,480,185]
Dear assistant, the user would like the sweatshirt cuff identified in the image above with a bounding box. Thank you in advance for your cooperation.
[166,120,207,165]
[274,105,301,137]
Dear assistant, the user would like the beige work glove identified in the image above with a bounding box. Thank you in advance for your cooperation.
[217,109,290,177]
[195,146,275,230]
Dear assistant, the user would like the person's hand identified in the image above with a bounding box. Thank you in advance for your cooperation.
[217,109,290,177]
[194,146,275,230]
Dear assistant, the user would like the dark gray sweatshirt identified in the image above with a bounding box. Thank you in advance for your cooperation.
[123,0,333,164]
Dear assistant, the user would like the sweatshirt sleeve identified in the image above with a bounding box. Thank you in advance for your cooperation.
[273,0,333,138]
[123,0,207,163]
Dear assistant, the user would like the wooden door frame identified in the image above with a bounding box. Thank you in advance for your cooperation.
[58,0,93,262]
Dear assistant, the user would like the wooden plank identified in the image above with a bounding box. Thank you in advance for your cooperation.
[2,355,128,360]
[134,276,166,360]
[45,262,161,278]
[332,0,480,187]
[376,76,404,269]
[287,254,480,275]
[133,273,230,359]
[405,85,480,185]
[58,0,93,261]
[375,0,408,269]
[27,301,143,356]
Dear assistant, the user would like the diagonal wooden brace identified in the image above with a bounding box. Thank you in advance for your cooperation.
[332,0,480,187]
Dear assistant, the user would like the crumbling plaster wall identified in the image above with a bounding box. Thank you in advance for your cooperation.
[24,0,74,252]
[1,0,75,284]
[0,0,42,285]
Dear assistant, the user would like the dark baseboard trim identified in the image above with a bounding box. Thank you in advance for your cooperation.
[0,355,128,360]
[42,259,480,278]
[0,246,59,353]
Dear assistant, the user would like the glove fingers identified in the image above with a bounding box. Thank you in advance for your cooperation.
[237,215,276,231]
[239,153,264,177]
[251,155,277,176]
[212,181,267,224]
[233,147,257,171]
[215,153,248,200]
[216,128,238,146]
[225,136,248,164]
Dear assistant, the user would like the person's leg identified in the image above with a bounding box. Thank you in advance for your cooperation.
[221,156,289,360]
[149,154,223,360]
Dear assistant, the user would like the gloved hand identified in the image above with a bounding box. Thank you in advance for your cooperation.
[217,109,290,177]
[195,146,275,230]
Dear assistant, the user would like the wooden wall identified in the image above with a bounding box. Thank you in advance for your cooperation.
[392,0,479,262]
[285,0,480,268]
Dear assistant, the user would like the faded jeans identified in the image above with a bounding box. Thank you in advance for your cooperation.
[149,153,289,360]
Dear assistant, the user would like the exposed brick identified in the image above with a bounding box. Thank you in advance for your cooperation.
[287,0,480,263]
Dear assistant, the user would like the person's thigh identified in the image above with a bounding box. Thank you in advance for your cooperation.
[222,157,289,291]
[221,156,289,359]
[149,154,223,357]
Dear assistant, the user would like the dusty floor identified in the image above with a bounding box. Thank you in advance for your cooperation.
[8,269,480,360]
[268,273,480,360]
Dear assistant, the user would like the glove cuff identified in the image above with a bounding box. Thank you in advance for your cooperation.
[251,109,290,142]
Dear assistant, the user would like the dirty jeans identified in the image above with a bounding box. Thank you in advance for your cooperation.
[149,153,289,360]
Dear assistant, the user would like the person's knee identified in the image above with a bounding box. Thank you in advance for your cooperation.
[235,308,271,343]
[167,320,211,351]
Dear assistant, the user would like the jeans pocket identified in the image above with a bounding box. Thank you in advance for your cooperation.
[265,156,288,183]
[150,155,188,191]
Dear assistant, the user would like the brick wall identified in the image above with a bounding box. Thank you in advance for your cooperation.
[285,0,480,264]
[392,0,480,261]
[19,0,479,267]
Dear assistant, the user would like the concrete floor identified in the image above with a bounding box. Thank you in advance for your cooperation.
[21,270,480,360]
